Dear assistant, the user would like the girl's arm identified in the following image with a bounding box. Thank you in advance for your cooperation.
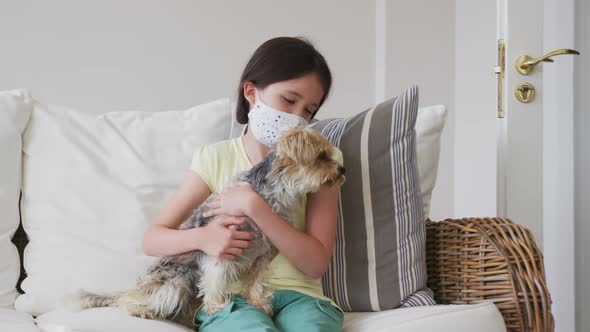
[204,182,339,278]
[142,170,252,259]
[247,183,339,278]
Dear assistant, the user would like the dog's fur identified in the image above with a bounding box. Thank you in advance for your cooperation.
[66,128,345,326]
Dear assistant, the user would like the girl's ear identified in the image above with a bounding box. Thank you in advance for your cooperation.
[243,81,257,107]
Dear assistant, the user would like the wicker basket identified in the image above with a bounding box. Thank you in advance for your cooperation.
[426,217,554,332]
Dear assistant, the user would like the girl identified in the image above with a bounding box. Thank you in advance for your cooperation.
[142,36,344,332]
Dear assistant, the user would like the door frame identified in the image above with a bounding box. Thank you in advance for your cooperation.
[541,0,576,330]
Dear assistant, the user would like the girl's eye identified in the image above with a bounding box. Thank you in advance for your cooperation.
[305,109,313,115]
[283,97,295,104]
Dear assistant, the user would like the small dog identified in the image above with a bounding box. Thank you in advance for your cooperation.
[67,128,345,326]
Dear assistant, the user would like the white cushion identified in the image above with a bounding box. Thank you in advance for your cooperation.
[343,302,506,332]
[16,95,232,315]
[36,308,192,332]
[0,89,33,308]
[0,308,38,332]
[415,105,447,218]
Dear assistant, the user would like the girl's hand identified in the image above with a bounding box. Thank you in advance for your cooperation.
[203,182,260,218]
[199,216,253,260]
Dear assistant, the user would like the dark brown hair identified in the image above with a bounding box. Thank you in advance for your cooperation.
[236,36,332,124]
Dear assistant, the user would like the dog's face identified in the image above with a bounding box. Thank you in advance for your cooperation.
[271,128,345,194]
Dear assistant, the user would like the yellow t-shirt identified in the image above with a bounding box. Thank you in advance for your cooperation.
[189,135,343,310]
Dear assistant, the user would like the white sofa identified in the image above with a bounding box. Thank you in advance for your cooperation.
[0,89,508,331]
[1,303,506,332]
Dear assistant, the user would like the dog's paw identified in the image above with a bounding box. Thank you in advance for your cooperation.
[260,303,273,316]
[202,304,222,315]
[251,301,273,316]
[126,306,156,320]
[202,292,232,315]
[202,298,231,315]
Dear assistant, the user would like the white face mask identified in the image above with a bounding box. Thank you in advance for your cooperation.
[247,96,309,147]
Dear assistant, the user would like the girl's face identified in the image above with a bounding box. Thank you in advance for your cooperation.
[244,72,325,122]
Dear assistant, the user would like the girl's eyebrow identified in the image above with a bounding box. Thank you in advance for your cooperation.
[286,90,302,97]
[286,90,319,108]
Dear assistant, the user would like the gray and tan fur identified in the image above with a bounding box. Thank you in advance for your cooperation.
[67,128,345,326]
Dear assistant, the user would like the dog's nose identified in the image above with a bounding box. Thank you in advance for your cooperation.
[338,166,346,175]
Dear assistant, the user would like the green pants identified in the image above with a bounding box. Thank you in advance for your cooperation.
[193,290,343,332]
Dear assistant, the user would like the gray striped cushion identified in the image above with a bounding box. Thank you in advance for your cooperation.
[310,85,435,311]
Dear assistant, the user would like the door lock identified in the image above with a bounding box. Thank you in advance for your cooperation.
[515,82,536,103]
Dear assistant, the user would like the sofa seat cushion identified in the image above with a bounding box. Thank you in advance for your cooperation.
[32,303,505,332]
[36,308,194,332]
[0,308,38,332]
[342,302,506,332]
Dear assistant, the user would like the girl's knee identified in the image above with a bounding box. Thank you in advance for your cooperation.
[274,298,343,332]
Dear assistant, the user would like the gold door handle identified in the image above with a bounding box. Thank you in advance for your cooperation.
[515,48,580,75]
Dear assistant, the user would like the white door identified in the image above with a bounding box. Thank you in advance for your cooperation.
[497,0,579,330]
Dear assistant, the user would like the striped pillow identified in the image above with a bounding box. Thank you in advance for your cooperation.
[310,85,435,311]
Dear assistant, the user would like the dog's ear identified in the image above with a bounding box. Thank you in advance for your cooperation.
[275,128,319,164]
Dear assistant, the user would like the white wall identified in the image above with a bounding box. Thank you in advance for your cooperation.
[454,0,497,218]
[379,0,456,221]
[0,0,375,119]
[575,0,590,330]
[380,0,497,221]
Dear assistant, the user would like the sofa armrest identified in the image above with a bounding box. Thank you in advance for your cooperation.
[425,217,554,332]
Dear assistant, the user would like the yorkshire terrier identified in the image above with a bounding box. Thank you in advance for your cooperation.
[65,128,345,327]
